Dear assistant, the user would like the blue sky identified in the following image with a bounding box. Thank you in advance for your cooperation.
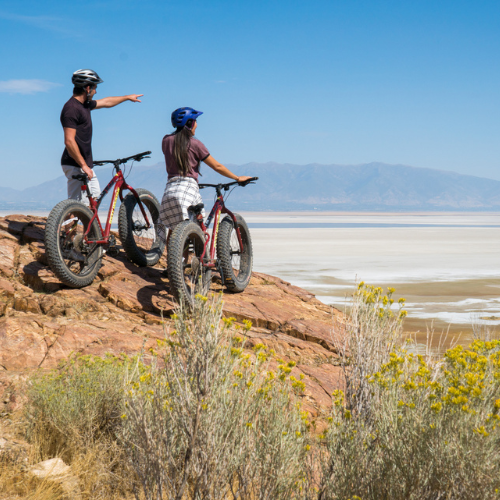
[1,0,500,189]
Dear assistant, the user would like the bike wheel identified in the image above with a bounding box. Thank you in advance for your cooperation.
[118,188,165,267]
[217,214,253,293]
[44,199,104,288]
[167,221,212,305]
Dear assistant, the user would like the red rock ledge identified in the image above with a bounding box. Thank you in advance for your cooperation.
[0,214,343,418]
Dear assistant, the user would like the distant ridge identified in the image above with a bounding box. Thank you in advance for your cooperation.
[2,162,500,211]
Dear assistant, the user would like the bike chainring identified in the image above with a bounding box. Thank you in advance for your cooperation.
[106,234,120,257]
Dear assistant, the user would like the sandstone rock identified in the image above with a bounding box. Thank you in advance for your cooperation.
[0,228,19,242]
[0,238,18,277]
[30,457,82,500]
[20,223,45,243]
[0,216,27,235]
[0,435,31,463]
[19,258,62,292]
[13,296,42,314]
[39,320,162,369]
[39,295,66,317]
[12,281,35,295]
[29,241,48,265]
[0,317,47,370]
[0,372,28,414]
[30,457,71,477]
[0,214,345,414]
[98,272,171,314]
[0,278,15,298]
[97,254,131,278]
[299,363,343,402]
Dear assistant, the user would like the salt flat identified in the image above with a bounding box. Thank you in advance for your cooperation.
[243,212,500,345]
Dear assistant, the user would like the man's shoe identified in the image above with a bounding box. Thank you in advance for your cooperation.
[65,248,85,262]
[61,217,78,227]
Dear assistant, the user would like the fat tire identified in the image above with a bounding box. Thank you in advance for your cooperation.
[167,221,211,306]
[45,199,103,288]
[118,188,165,267]
[217,214,253,293]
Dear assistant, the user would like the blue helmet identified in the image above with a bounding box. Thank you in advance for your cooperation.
[171,107,203,128]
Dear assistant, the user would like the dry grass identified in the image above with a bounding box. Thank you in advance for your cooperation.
[0,445,136,500]
[20,353,140,499]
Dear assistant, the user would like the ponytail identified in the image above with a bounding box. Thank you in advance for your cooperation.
[173,121,193,176]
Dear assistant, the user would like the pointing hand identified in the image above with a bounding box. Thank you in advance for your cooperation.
[128,94,143,103]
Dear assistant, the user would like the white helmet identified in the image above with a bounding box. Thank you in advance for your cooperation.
[72,69,103,88]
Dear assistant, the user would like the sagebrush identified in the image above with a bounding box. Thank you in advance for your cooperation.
[122,293,309,500]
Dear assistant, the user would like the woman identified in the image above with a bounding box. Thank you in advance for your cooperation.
[159,107,252,238]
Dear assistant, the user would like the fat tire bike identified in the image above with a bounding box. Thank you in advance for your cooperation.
[45,151,165,288]
[167,177,258,306]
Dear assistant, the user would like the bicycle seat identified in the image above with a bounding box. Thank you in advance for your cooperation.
[187,203,204,216]
[72,174,88,182]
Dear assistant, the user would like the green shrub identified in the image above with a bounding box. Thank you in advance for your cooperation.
[122,293,309,500]
[25,353,136,457]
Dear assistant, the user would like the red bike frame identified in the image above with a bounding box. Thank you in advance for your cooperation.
[196,187,245,269]
[80,166,151,245]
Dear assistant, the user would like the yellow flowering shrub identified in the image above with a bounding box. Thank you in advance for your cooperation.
[321,339,500,499]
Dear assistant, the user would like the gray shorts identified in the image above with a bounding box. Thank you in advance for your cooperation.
[62,165,101,206]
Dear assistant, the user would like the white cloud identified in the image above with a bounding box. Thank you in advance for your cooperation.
[0,11,79,37]
[0,79,62,95]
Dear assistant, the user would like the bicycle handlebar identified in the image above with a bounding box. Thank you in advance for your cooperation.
[199,177,259,190]
[93,151,151,167]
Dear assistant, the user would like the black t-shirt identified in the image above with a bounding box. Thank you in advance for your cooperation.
[60,97,97,168]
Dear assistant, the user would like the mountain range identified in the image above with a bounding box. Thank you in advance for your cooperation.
[1,162,500,211]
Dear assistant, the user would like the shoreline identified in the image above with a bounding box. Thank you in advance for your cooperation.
[0,211,498,346]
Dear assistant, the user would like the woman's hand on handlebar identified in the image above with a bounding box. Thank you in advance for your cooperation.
[237,176,253,185]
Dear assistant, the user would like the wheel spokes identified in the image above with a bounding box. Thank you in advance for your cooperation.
[131,203,157,253]
[181,239,207,293]
[59,212,101,276]
[229,229,242,274]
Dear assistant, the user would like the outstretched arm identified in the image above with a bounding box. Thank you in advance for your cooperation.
[94,94,143,109]
[203,155,252,183]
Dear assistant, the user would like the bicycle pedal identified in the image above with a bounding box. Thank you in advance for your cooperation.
[106,247,119,257]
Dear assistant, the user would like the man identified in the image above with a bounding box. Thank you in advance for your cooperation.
[60,69,143,204]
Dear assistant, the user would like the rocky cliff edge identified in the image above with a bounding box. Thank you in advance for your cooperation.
[0,214,343,418]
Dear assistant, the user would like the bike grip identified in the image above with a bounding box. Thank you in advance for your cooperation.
[72,173,88,181]
[239,176,259,186]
